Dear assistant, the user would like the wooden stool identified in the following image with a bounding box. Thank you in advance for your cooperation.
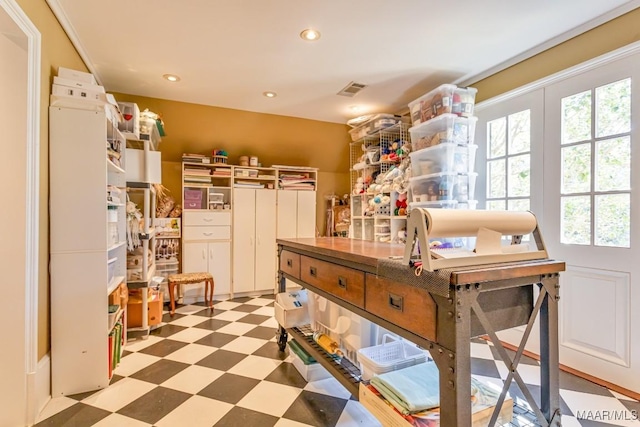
[168,272,214,315]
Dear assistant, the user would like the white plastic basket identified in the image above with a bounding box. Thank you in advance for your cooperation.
[357,334,427,380]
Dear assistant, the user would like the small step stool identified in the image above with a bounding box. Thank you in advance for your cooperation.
[167,272,214,315]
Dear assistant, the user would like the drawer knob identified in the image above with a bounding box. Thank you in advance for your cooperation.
[388,293,404,312]
[286,259,293,267]
[337,276,347,289]
[309,266,317,277]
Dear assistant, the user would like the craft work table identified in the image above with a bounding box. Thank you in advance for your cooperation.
[276,237,565,427]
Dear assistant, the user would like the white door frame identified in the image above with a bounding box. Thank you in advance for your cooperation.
[0,0,41,424]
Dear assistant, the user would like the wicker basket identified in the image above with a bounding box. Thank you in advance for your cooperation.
[212,155,228,165]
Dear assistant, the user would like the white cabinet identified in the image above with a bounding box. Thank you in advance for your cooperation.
[182,211,232,299]
[50,107,127,396]
[277,190,317,238]
[233,188,277,294]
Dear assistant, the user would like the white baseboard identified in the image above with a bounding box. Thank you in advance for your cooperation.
[34,353,51,423]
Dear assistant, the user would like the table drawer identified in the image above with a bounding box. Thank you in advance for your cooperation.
[280,250,301,279]
[365,274,437,342]
[183,210,231,226]
[183,225,230,241]
[300,256,365,308]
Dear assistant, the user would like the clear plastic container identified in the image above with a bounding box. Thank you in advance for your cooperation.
[409,114,478,150]
[409,143,477,176]
[408,85,478,126]
[409,172,477,203]
[348,114,400,141]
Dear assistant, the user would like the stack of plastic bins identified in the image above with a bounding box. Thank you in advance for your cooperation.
[407,86,478,249]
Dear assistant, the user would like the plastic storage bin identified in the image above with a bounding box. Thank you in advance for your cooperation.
[408,85,478,126]
[357,335,427,381]
[409,143,477,176]
[409,172,477,203]
[275,290,310,328]
[290,349,331,382]
[349,114,400,141]
[410,113,478,151]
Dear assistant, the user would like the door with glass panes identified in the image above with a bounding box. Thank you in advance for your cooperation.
[544,54,640,393]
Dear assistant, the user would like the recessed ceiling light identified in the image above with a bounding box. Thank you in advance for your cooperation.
[350,105,362,113]
[263,91,277,98]
[300,28,321,41]
[163,74,181,82]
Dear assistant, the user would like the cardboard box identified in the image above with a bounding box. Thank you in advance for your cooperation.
[52,83,107,103]
[58,66,97,85]
[125,148,162,184]
[359,382,513,427]
[127,290,163,328]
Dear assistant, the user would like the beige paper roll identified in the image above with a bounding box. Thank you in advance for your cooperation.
[422,208,537,237]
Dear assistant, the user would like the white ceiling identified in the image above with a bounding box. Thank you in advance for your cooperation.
[49,0,639,124]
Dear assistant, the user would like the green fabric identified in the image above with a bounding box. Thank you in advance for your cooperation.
[288,339,316,364]
[370,362,440,414]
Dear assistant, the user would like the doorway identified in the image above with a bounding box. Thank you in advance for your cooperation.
[0,0,41,425]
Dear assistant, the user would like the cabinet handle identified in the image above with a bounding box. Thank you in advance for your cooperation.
[388,293,404,312]
[286,259,293,268]
[249,237,253,246]
[203,232,213,236]
[209,249,214,259]
[337,276,347,289]
[309,266,317,277]
[203,218,213,222]
[202,249,206,260]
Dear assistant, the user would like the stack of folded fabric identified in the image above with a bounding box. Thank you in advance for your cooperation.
[370,362,441,415]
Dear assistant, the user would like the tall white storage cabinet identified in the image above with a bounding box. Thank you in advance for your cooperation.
[233,188,277,293]
[50,107,127,395]
[182,211,232,299]
[276,190,317,238]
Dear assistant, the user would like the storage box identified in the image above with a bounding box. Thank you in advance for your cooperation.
[235,168,259,178]
[155,218,181,237]
[409,114,478,150]
[107,257,117,285]
[290,349,331,382]
[359,382,513,427]
[408,85,477,126]
[349,114,401,141]
[275,290,310,328]
[57,66,97,85]
[409,143,477,176]
[409,172,477,203]
[118,102,140,139]
[125,148,162,183]
[51,83,106,103]
[127,289,163,328]
[53,76,105,93]
[357,335,427,381]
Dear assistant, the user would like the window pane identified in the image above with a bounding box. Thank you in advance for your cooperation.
[488,159,506,198]
[562,144,591,194]
[487,200,506,211]
[508,199,530,212]
[561,196,591,245]
[596,78,631,138]
[562,90,592,144]
[595,136,630,192]
[488,117,506,158]
[508,110,531,154]
[508,154,530,197]
[595,194,630,248]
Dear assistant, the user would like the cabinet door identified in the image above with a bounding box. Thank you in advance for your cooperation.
[233,188,256,293]
[209,241,231,296]
[276,190,297,239]
[296,191,317,238]
[183,241,209,274]
[255,190,277,292]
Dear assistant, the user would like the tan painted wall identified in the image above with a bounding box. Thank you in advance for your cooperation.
[115,93,352,233]
[473,8,640,102]
[16,0,88,360]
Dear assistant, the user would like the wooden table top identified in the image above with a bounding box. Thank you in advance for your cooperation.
[277,237,565,284]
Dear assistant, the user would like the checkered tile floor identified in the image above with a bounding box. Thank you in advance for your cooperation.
[36,295,640,427]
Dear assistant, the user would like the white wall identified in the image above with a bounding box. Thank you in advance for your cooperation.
[0,22,28,427]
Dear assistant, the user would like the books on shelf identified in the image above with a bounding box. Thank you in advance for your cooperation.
[234,181,264,188]
[108,320,124,378]
[182,153,210,163]
[279,172,316,190]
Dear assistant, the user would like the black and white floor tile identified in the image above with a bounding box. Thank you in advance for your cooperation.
[36,295,640,427]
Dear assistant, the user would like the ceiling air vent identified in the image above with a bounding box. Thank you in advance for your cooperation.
[337,81,367,97]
